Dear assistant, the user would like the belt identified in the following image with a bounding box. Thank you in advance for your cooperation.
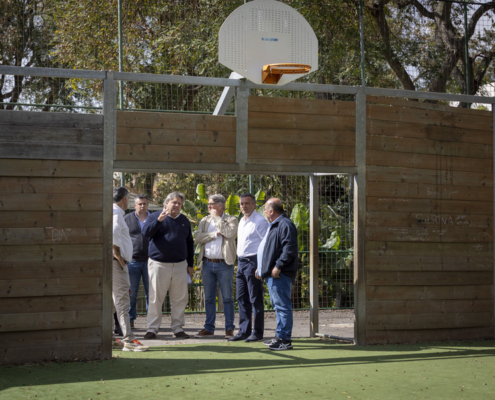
[204,257,224,263]
[113,257,129,265]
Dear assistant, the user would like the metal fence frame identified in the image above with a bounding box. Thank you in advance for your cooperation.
[1,65,494,348]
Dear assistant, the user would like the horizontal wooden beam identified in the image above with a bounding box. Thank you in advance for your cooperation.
[113,161,358,175]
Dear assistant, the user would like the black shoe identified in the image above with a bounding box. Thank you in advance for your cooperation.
[174,331,190,339]
[130,320,135,328]
[228,333,249,342]
[245,335,263,343]
[263,337,278,346]
[268,339,293,351]
[144,332,157,340]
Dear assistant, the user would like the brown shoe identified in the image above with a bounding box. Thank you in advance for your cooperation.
[144,332,156,340]
[195,328,214,338]
[225,329,234,339]
[174,331,190,339]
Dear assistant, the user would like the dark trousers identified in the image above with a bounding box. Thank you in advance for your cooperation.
[236,255,264,338]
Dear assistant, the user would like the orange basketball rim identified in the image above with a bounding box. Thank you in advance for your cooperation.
[262,63,311,85]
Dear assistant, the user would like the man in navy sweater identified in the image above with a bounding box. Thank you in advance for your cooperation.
[142,191,194,339]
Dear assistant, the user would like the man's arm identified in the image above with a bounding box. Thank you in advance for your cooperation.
[112,244,126,269]
[194,218,217,244]
[186,223,195,277]
[274,222,298,271]
[213,215,238,239]
[142,212,162,238]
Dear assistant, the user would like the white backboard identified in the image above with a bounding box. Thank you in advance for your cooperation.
[219,0,318,85]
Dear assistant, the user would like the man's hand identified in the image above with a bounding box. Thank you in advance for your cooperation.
[113,245,126,269]
[187,267,194,277]
[158,208,169,222]
[255,270,261,280]
[271,266,281,279]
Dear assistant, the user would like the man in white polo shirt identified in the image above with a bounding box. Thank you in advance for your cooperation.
[112,186,148,352]
[228,193,268,342]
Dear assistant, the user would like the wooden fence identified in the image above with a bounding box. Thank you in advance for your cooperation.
[0,111,105,364]
[365,97,494,344]
[248,96,356,166]
[0,89,493,364]
[116,111,236,164]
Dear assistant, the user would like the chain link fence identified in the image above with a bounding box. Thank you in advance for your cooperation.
[2,1,494,112]
[114,172,354,314]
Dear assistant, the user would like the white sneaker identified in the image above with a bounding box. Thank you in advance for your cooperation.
[123,339,149,352]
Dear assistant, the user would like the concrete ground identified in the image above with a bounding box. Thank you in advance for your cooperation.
[126,309,354,346]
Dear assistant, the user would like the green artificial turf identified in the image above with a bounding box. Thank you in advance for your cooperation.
[1,339,495,400]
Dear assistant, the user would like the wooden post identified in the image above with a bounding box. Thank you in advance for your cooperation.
[309,174,319,337]
[354,87,367,345]
[102,71,117,358]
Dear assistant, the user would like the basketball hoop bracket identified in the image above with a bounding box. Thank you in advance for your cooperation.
[262,63,311,85]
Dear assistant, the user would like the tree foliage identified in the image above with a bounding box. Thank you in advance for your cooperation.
[367,0,495,99]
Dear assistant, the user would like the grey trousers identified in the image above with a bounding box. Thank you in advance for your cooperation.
[112,259,135,342]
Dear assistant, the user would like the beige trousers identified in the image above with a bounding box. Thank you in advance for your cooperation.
[112,259,135,342]
[146,259,188,335]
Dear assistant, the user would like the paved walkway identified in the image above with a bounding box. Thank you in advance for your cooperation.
[127,309,354,346]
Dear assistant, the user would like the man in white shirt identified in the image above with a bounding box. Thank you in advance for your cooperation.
[229,193,268,342]
[194,194,239,339]
[112,186,148,352]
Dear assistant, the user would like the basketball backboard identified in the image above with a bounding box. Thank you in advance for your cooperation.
[218,0,318,85]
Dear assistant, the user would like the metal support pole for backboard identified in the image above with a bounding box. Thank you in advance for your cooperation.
[118,0,124,110]
[463,2,471,108]
[309,174,319,337]
[359,0,366,87]
[102,71,117,358]
[235,78,249,168]
[354,87,367,346]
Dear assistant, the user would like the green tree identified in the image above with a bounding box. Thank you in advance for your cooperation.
[367,0,495,100]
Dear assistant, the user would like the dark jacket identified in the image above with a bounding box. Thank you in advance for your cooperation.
[260,214,299,279]
[124,212,150,262]
[142,211,194,267]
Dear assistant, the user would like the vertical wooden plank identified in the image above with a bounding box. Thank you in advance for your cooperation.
[235,79,248,168]
[102,71,116,358]
[355,88,366,345]
[309,174,319,337]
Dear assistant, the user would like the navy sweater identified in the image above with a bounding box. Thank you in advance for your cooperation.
[142,211,194,267]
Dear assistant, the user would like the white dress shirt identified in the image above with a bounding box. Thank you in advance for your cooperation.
[113,203,133,262]
[204,213,224,259]
[237,210,269,258]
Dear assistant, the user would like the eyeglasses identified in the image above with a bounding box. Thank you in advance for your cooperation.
[207,203,219,206]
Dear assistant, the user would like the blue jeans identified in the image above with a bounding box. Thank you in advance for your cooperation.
[266,273,294,341]
[128,260,149,322]
[202,259,235,333]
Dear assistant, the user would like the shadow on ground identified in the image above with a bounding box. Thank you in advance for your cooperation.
[1,339,495,392]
